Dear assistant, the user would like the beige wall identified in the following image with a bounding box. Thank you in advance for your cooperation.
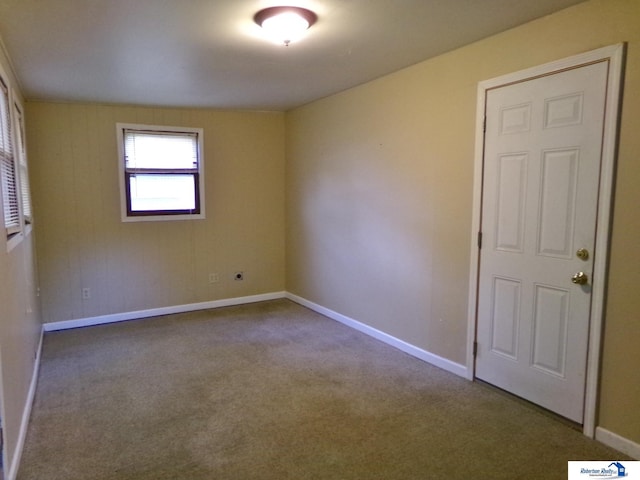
[26,103,286,324]
[285,0,640,444]
[0,45,42,476]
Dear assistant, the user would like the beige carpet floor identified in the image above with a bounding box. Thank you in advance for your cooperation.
[18,299,627,479]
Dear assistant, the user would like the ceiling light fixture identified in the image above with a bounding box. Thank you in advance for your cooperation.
[254,6,317,46]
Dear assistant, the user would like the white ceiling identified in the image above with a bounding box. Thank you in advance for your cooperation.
[0,0,586,111]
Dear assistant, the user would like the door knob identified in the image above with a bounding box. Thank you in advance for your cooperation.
[576,248,589,260]
[571,272,588,285]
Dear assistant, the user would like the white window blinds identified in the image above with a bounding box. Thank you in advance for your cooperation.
[124,130,198,171]
[0,78,19,235]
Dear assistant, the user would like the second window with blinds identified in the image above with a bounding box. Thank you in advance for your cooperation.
[116,123,205,222]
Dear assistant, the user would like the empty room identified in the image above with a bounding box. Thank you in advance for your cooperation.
[0,0,638,479]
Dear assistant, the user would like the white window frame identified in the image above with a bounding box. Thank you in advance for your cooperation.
[13,99,32,234]
[0,66,25,251]
[116,123,205,222]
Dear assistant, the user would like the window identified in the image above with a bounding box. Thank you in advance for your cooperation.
[0,76,19,237]
[117,123,204,221]
[13,102,32,226]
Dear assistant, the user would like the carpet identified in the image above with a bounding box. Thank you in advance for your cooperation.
[17,299,628,479]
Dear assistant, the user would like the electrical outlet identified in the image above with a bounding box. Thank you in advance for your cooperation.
[82,287,91,299]
[234,271,244,281]
[208,273,219,284]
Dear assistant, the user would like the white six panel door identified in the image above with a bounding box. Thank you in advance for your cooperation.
[475,61,608,423]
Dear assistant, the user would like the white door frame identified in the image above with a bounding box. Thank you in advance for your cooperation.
[466,44,625,437]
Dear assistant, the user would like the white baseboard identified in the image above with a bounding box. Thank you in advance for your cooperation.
[43,292,287,332]
[32,291,640,464]
[286,292,468,378]
[8,328,44,480]
[43,291,467,379]
[596,427,640,460]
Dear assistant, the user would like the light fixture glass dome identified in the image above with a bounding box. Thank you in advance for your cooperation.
[254,6,317,46]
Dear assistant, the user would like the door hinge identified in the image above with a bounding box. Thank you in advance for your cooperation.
[477,231,483,249]
[483,116,487,133]
[473,341,478,356]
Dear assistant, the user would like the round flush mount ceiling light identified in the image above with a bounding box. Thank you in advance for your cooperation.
[254,6,318,46]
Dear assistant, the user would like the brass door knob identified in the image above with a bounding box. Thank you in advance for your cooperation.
[576,248,589,260]
[572,272,588,285]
